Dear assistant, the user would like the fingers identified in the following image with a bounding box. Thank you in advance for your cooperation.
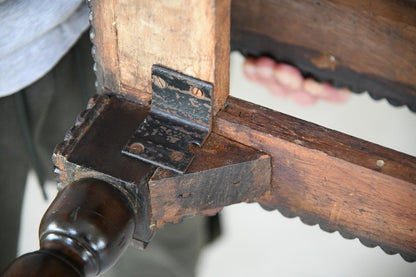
[291,89,318,106]
[273,63,317,105]
[243,57,274,84]
[273,63,303,90]
[244,57,289,97]
[266,80,289,98]
[243,57,351,106]
[303,78,351,103]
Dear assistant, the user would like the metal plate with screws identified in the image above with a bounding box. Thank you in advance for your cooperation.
[123,65,213,173]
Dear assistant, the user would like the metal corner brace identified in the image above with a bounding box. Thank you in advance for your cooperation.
[123,65,214,173]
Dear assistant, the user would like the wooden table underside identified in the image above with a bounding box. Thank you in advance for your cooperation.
[88,0,416,262]
[4,2,415,276]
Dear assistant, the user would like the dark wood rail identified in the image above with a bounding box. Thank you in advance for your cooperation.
[214,96,416,261]
[231,0,416,111]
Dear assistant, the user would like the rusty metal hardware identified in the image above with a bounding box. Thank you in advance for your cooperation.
[123,65,214,173]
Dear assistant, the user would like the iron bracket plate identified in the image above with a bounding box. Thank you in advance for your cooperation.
[122,65,213,173]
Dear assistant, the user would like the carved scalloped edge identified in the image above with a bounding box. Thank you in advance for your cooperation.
[87,2,416,113]
[366,91,416,113]
[259,203,416,263]
[53,0,109,170]
[86,0,101,93]
[84,3,414,257]
[52,93,115,191]
[52,94,107,190]
[331,81,416,113]
[53,94,109,158]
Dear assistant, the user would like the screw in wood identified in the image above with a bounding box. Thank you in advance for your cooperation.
[190,87,204,98]
[129,143,145,155]
[153,76,167,88]
[171,151,185,162]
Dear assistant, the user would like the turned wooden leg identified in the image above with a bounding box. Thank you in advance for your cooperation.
[1,178,135,277]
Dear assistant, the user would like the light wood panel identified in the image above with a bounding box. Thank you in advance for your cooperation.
[92,0,231,113]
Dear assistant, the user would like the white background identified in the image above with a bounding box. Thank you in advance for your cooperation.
[19,53,416,276]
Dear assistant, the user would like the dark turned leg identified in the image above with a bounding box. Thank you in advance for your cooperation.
[1,178,135,277]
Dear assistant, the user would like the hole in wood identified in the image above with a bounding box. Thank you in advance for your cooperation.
[177,192,192,199]
[190,87,204,98]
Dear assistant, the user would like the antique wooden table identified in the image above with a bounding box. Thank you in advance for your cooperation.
[2,1,416,276]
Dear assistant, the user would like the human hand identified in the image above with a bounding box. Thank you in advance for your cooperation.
[243,57,351,106]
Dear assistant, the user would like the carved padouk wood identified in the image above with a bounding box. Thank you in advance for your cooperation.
[231,0,416,110]
[91,0,230,114]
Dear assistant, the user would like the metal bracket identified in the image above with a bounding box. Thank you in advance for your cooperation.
[122,65,213,173]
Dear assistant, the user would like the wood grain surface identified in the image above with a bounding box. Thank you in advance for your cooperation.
[91,0,231,113]
[53,93,416,262]
[149,133,271,227]
[214,96,416,261]
[88,0,416,262]
[231,0,416,110]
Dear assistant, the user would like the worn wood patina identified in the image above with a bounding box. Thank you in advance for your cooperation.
[3,0,416,276]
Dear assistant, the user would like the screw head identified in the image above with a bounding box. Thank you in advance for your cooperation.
[171,151,185,162]
[153,76,167,88]
[129,143,145,155]
[190,87,204,98]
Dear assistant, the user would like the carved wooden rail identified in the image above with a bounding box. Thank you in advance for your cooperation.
[2,0,416,276]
